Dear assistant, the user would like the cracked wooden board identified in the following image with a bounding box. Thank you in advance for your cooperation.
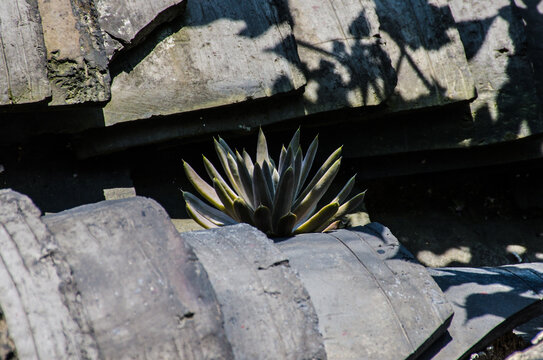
[95,0,186,59]
[37,0,110,105]
[423,264,543,360]
[0,190,96,359]
[102,0,305,126]
[75,0,475,158]
[182,224,326,360]
[0,0,50,106]
[276,223,453,360]
[43,197,233,359]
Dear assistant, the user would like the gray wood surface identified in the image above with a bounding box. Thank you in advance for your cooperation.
[276,223,453,360]
[374,0,475,111]
[37,0,110,105]
[288,0,474,114]
[425,264,543,360]
[0,190,97,359]
[95,0,186,59]
[0,0,50,105]
[182,224,326,360]
[288,0,397,111]
[102,0,306,126]
[447,0,543,145]
[43,197,233,359]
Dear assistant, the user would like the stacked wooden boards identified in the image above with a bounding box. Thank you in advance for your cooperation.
[1,190,543,358]
[0,191,453,359]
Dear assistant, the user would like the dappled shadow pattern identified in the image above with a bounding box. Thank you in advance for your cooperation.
[450,0,543,146]
[424,265,543,359]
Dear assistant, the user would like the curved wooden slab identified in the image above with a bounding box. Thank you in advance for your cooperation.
[276,223,453,360]
[102,0,305,126]
[0,190,96,359]
[182,224,326,360]
[424,264,543,360]
[43,197,233,359]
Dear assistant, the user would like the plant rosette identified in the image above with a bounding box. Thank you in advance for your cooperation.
[182,128,365,237]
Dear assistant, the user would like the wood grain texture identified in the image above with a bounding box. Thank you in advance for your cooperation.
[95,0,186,59]
[43,197,233,359]
[0,190,97,359]
[102,0,305,126]
[0,0,50,105]
[277,223,453,360]
[182,224,326,360]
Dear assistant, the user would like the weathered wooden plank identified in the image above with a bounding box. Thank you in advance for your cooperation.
[37,0,110,105]
[276,223,453,360]
[288,0,397,112]
[0,190,98,359]
[0,0,50,105]
[182,224,326,360]
[95,0,186,59]
[447,0,543,145]
[102,0,305,126]
[424,264,543,360]
[368,0,475,111]
[43,197,234,359]
[288,0,474,114]
[74,0,476,158]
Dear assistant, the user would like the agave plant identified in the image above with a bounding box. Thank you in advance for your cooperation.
[182,128,365,237]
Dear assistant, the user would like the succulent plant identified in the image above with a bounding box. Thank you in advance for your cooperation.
[182,128,365,237]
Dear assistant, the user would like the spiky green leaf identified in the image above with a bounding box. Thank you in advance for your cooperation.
[214,139,241,194]
[278,146,288,175]
[254,205,272,234]
[332,175,357,205]
[256,128,269,165]
[261,160,275,197]
[272,167,295,229]
[293,148,302,196]
[185,203,218,229]
[333,191,366,220]
[203,155,237,200]
[294,146,342,207]
[298,135,319,193]
[183,191,236,226]
[183,160,224,211]
[212,178,238,220]
[243,149,254,175]
[252,163,273,208]
[275,212,297,237]
[226,152,252,205]
[235,150,255,206]
[287,128,300,155]
[272,167,280,187]
[293,158,342,222]
[218,136,235,156]
[294,202,339,234]
[233,198,254,225]
[315,191,366,232]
